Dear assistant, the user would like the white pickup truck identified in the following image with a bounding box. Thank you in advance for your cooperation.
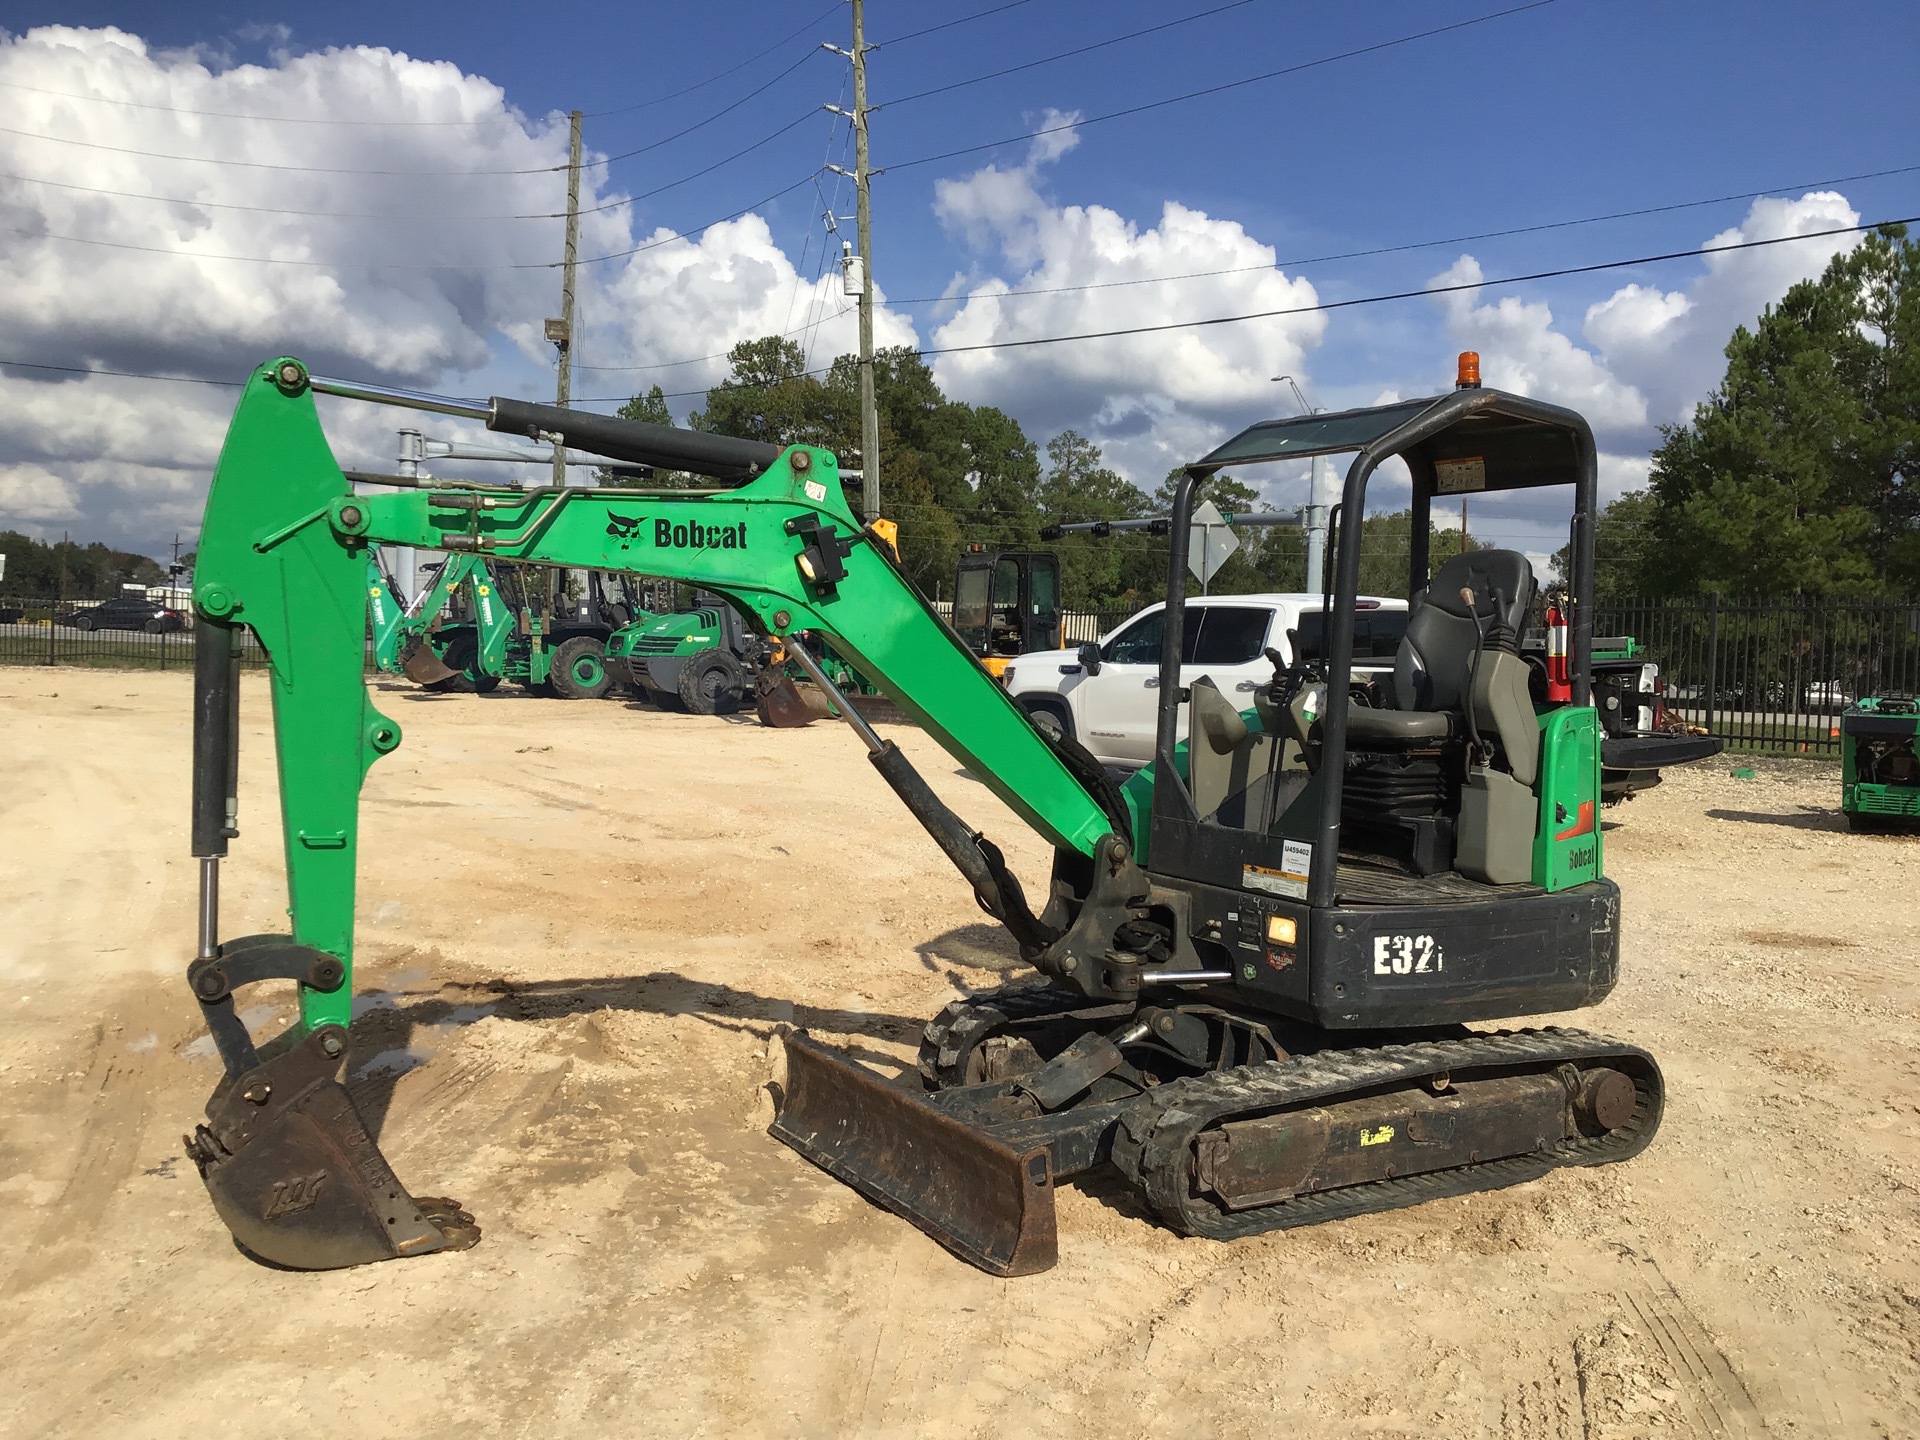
[999,593,1408,768]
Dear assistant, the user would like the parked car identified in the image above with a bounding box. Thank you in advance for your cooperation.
[60,594,186,633]
[0,604,23,624]
[1803,679,1853,712]
[999,593,1407,768]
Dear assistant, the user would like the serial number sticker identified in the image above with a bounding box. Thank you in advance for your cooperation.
[1372,933,1444,976]
[1435,455,1486,494]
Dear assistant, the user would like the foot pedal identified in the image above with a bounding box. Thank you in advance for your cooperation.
[188,1024,479,1270]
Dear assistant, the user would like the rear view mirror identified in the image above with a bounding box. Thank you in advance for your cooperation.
[1076,642,1103,677]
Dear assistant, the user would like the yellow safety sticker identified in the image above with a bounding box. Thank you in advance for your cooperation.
[1358,1124,1395,1147]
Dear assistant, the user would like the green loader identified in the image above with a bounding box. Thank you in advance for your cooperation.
[1841,694,1920,831]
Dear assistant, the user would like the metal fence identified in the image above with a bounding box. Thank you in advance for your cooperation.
[0,597,273,671]
[1596,595,1920,754]
[1061,609,1137,646]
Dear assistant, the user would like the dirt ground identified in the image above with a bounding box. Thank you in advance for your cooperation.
[2,667,1917,1439]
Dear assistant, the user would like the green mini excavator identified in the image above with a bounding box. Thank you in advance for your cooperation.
[181,356,1661,1276]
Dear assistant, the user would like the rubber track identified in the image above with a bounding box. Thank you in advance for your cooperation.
[1110,1026,1663,1240]
[918,987,1110,1090]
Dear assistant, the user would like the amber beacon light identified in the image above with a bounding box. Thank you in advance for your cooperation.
[1456,351,1482,389]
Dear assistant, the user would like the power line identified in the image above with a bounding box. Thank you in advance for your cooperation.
[587,1,843,118]
[573,172,823,267]
[3,171,828,272]
[9,214,1908,400]
[571,306,856,375]
[0,2,841,128]
[0,120,563,176]
[0,221,557,271]
[887,0,1562,174]
[915,214,1919,358]
[0,73,540,128]
[579,110,821,216]
[882,0,1261,108]
[883,162,1920,306]
[877,0,1041,48]
[586,50,821,170]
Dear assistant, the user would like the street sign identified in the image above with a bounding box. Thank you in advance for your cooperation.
[1188,500,1240,589]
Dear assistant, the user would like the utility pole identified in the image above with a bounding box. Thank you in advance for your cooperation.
[1274,375,1331,592]
[827,4,880,518]
[546,110,583,489]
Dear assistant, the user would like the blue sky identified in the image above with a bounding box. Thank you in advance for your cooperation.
[1,0,1915,563]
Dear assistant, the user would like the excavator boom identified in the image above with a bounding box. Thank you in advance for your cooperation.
[183,358,1121,1270]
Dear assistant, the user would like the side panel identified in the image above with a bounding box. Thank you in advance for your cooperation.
[1307,881,1621,1028]
[1532,707,1603,891]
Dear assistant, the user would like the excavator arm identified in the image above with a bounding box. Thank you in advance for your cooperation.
[183,358,1133,1271]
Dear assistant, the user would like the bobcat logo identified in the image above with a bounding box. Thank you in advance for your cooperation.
[263,1170,329,1219]
[606,513,644,543]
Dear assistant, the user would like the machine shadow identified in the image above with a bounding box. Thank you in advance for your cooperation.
[913,921,1034,978]
[344,970,924,1139]
[1705,806,1847,833]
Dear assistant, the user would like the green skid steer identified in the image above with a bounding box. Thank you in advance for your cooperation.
[180,354,1662,1277]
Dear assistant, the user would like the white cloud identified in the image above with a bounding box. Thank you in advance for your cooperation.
[1425,256,1649,436]
[1582,190,1862,428]
[586,214,917,404]
[926,116,1326,491]
[1422,191,1868,522]
[0,25,919,552]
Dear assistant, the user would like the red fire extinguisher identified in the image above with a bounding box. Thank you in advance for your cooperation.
[1545,601,1572,703]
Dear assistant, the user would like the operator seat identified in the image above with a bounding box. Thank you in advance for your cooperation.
[1346,549,1539,783]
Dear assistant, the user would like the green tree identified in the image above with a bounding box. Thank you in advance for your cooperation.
[0,531,166,597]
[1642,223,1920,596]
[691,336,856,452]
[1039,431,1157,606]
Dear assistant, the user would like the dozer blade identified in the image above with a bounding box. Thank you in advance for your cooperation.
[185,1024,480,1270]
[754,670,826,728]
[399,636,459,687]
[770,1031,1057,1276]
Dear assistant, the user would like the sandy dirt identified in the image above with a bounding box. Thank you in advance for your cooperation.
[1,666,1917,1439]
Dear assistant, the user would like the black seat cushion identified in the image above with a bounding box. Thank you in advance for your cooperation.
[1346,707,1452,746]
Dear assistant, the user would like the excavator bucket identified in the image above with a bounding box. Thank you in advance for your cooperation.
[185,1023,480,1270]
[399,635,459,687]
[770,1032,1058,1276]
[754,669,827,728]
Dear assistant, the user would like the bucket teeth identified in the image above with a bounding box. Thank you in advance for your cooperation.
[194,1025,479,1269]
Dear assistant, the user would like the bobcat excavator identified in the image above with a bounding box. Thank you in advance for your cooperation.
[181,355,1661,1276]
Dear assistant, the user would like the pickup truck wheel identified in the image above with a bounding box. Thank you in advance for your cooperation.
[549,636,613,700]
[1020,697,1073,744]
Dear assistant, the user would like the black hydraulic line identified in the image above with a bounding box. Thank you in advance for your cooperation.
[486,396,782,482]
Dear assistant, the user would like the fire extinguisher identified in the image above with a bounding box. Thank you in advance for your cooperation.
[1545,601,1573,703]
